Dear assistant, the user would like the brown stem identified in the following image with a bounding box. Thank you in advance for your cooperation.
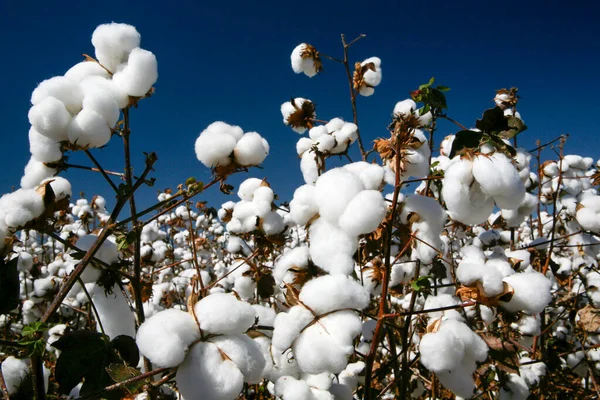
[75,367,170,400]
[84,150,119,194]
[31,353,46,400]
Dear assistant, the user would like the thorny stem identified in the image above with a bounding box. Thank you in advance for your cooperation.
[74,367,170,400]
[341,33,367,161]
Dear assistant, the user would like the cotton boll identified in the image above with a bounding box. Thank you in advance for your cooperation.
[233,132,269,166]
[499,373,530,400]
[111,48,158,97]
[89,283,135,339]
[343,162,384,190]
[1,189,44,228]
[472,153,525,209]
[76,234,118,265]
[82,89,120,127]
[300,151,320,185]
[91,23,141,72]
[64,61,110,83]
[299,275,369,314]
[137,308,201,367]
[273,246,310,284]
[67,108,112,148]
[261,212,285,235]
[28,96,71,141]
[500,271,552,314]
[289,185,318,226]
[194,127,237,168]
[314,168,364,223]
[296,137,313,156]
[291,43,319,77]
[272,305,315,351]
[275,376,316,400]
[194,293,256,335]
[315,135,336,153]
[1,356,30,396]
[443,175,494,225]
[209,334,266,383]
[80,76,129,109]
[28,127,62,163]
[419,326,465,372]
[393,99,417,117]
[31,76,83,115]
[20,158,57,189]
[359,85,374,96]
[177,341,244,400]
[309,218,357,275]
[338,190,386,236]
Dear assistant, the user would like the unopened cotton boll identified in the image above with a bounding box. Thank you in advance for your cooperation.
[64,61,110,83]
[91,23,141,72]
[500,271,552,314]
[194,293,256,335]
[338,190,387,236]
[233,132,269,166]
[111,48,158,97]
[28,127,62,163]
[28,96,72,141]
[67,108,112,148]
[31,76,83,115]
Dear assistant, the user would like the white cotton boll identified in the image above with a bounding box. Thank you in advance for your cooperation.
[136,308,201,367]
[233,132,269,166]
[80,76,129,109]
[393,99,417,117]
[82,89,120,127]
[359,86,374,96]
[28,96,71,141]
[297,137,313,155]
[20,158,56,189]
[443,177,494,225]
[275,376,315,400]
[67,108,112,148]
[289,184,318,225]
[293,310,362,374]
[309,125,328,141]
[210,334,266,383]
[500,271,552,314]
[472,153,525,208]
[30,76,83,115]
[261,212,285,235]
[309,218,357,275]
[300,151,320,185]
[439,319,488,362]
[194,293,256,335]
[64,61,110,83]
[499,373,529,400]
[338,190,386,236]
[272,305,315,351]
[177,341,244,400]
[315,135,336,153]
[195,128,237,168]
[76,234,118,265]
[253,186,274,205]
[28,127,62,163]
[291,43,318,77]
[1,189,44,228]
[281,98,312,134]
[91,23,141,72]
[436,363,477,399]
[111,48,158,97]
[512,315,541,336]
[314,168,364,223]
[273,246,310,284]
[227,236,244,253]
[90,284,135,339]
[456,263,504,297]
[238,178,263,201]
[343,162,384,190]
[1,356,30,396]
[325,118,345,132]
[419,328,465,372]
[299,275,370,314]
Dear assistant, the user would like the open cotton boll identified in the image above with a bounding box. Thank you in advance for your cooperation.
[309,218,357,275]
[195,128,237,168]
[272,305,315,351]
[343,162,384,190]
[499,373,530,400]
[111,48,158,97]
[273,246,310,284]
[338,190,386,236]
[76,234,118,265]
[472,153,524,208]
[31,76,83,115]
[136,308,200,367]
[275,376,319,400]
[82,89,120,127]
[233,132,269,166]
[300,151,320,185]
[296,137,313,155]
[261,211,285,235]
[1,356,30,396]
[29,127,62,163]
[20,158,57,189]
[443,177,494,225]
[80,76,129,109]
[40,177,72,200]
[194,293,256,335]
[456,263,505,297]
[289,184,318,225]
[176,341,244,400]
[28,96,71,141]
[314,168,364,223]
[64,61,110,83]
[315,135,335,153]
[89,283,135,339]
[299,275,369,314]
[293,310,362,374]
[309,125,328,141]
[91,23,141,72]
[393,99,417,117]
[209,334,266,383]
[67,108,112,148]
[237,178,263,201]
[500,271,552,314]
[1,189,44,228]
[281,97,313,134]
[420,325,466,372]
[291,43,319,77]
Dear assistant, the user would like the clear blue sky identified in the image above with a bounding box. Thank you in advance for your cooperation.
[1,0,599,210]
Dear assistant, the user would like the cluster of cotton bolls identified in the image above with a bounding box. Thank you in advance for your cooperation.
[296,118,359,184]
[194,122,270,169]
[22,23,158,189]
[288,164,387,275]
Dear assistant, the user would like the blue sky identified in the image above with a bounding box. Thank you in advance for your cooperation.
[1,0,599,211]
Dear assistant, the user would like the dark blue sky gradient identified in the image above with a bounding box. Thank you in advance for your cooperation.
[1,0,599,210]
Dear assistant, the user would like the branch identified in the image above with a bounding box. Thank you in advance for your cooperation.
[75,367,170,400]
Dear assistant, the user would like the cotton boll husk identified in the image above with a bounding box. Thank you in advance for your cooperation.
[338,190,386,236]
[67,108,112,148]
[281,98,312,134]
[64,61,110,83]
[500,271,552,314]
[289,185,318,225]
[343,162,384,190]
[80,76,129,109]
[299,275,370,314]
[20,158,56,189]
[194,293,256,335]
[91,23,141,72]
[194,128,237,168]
[28,96,71,141]
[89,283,135,339]
[136,308,201,367]
[293,310,362,374]
[31,76,83,115]
[82,89,120,127]
[272,305,315,351]
[309,218,357,275]
[177,341,244,400]
[300,151,320,185]
[210,334,266,383]
[234,132,269,166]
[28,127,62,163]
[1,356,30,396]
[111,47,158,97]
[273,246,310,284]
[314,168,364,223]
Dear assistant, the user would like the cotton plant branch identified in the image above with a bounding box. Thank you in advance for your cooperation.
[74,367,170,400]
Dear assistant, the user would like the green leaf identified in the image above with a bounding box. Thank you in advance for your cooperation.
[449,130,483,159]
[22,321,47,337]
[475,107,509,134]
[185,176,197,186]
[0,257,20,314]
[498,116,528,139]
[436,85,450,92]
[106,364,144,394]
[411,275,432,292]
